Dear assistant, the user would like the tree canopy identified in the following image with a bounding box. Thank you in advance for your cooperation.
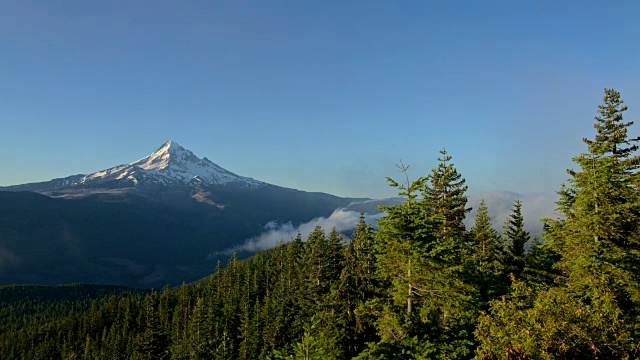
[0,88,638,359]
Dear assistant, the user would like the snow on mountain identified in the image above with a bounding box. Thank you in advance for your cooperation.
[72,141,264,188]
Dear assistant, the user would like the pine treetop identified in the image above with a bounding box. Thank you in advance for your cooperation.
[422,148,471,240]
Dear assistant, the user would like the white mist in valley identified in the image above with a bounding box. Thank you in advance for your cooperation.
[219,191,559,257]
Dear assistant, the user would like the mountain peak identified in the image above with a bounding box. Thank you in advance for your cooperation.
[133,140,194,171]
[61,141,265,189]
[155,140,183,154]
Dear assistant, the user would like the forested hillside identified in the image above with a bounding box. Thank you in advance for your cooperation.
[1,88,638,359]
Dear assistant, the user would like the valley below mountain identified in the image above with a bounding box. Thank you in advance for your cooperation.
[0,142,363,287]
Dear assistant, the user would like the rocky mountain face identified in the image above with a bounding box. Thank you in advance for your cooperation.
[0,142,361,288]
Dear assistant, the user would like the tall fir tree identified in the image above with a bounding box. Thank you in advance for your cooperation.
[134,293,169,360]
[477,88,640,359]
[519,233,560,288]
[503,199,529,279]
[302,226,327,289]
[338,214,378,358]
[325,227,346,289]
[369,160,475,359]
[470,200,507,302]
[547,88,640,312]
[298,226,337,329]
[423,148,472,244]
[311,227,347,359]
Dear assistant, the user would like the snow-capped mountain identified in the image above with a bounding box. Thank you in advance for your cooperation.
[77,141,264,188]
[0,142,359,287]
[7,141,264,191]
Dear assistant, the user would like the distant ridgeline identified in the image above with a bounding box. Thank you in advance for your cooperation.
[1,89,639,359]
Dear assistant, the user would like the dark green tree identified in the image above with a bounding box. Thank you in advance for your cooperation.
[520,235,559,287]
[273,316,339,360]
[372,160,475,358]
[477,88,640,359]
[303,226,328,290]
[470,199,507,302]
[338,214,379,357]
[134,293,168,360]
[325,227,346,288]
[502,199,529,279]
[423,148,472,242]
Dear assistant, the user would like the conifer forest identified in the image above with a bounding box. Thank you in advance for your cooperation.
[1,88,639,359]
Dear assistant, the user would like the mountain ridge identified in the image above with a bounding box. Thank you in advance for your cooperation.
[0,142,364,287]
[2,141,264,192]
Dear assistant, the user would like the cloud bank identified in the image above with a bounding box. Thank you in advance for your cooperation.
[215,208,384,256]
[216,191,559,257]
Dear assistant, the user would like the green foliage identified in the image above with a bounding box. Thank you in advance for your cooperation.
[134,292,169,359]
[423,148,472,242]
[337,214,379,357]
[373,158,476,358]
[477,88,640,359]
[2,88,639,360]
[503,199,529,279]
[519,236,559,287]
[470,199,508,302]
[273,316,339,360]
[476,281,637,359]
[0,284,144,334]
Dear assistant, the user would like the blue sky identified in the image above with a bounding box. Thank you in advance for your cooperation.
[2,0,639,198]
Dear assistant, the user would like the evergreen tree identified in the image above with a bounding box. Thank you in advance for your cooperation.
[273,316,338,360]
[340,214,378,317]
[296,225,327,326]
[503,199,530,279]
[187,297,213,359]
[134,293,168,360]
[373,160,475,358]
[477,88,640,358]
[169,283,192,359]
[543,87,640,354]
[520,236,559,287]
[325,227,346,289]
[470,199,507,302]
[263,242,303,353]
[337,214,378,357]
[423,148,472,242]
[303,226,327,290]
